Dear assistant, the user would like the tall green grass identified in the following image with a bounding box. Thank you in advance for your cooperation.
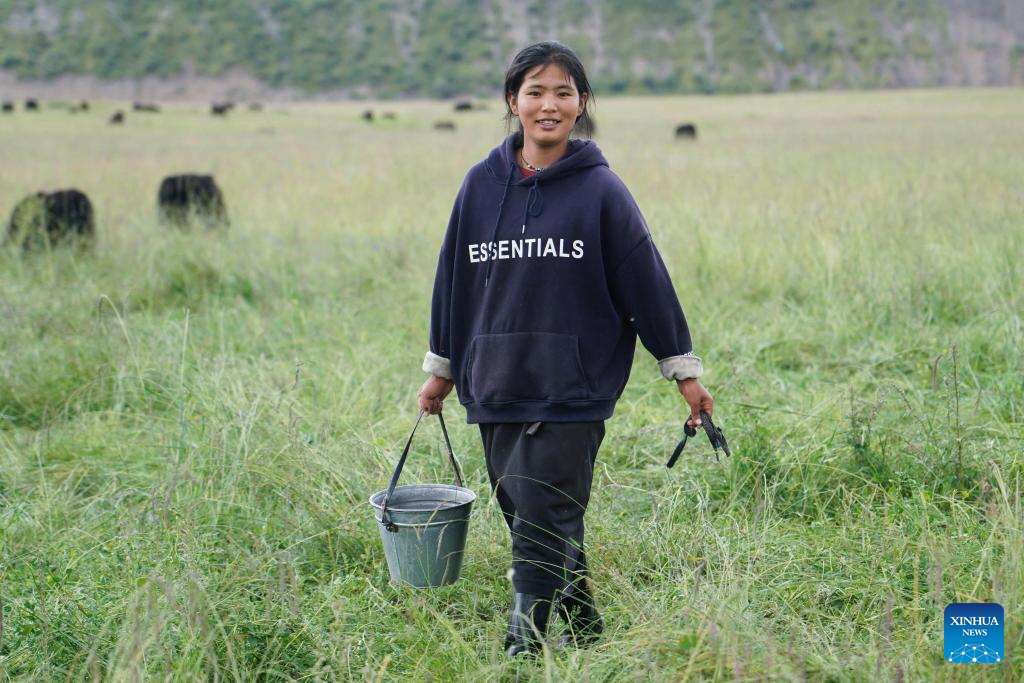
[1,90,1022,680]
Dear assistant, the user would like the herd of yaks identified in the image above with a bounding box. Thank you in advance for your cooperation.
[0,97,488,130]
[2,97,698,250]
[0,97,497,250]
[4,175,227,251]
[1,97,253,122]
[1,96,700,137]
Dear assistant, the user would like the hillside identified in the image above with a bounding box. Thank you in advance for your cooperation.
[1,0,1022,99]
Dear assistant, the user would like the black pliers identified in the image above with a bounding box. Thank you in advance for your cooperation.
[666,410,731,467]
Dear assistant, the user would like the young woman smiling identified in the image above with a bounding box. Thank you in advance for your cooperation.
[511,61,588,171]
[417,41,714,658]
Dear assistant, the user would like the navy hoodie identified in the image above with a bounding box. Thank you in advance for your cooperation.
[424,133,703,423]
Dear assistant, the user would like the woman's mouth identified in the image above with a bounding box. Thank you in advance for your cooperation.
[536,119,561,129]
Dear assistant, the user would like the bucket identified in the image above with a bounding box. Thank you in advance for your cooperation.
[369,411,475,587]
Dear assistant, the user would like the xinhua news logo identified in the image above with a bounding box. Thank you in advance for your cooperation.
[944,603,1003,664]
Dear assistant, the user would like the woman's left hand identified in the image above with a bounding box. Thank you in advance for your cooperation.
[677,378,713,429]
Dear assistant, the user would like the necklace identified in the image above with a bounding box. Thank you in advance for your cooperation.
[520,150,546,172]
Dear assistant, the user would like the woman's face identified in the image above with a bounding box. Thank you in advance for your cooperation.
[508,63,586,148]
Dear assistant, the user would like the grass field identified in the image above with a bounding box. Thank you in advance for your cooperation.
[1,89,1022,681]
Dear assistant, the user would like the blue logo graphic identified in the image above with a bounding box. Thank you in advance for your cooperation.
[944,603,1003,663]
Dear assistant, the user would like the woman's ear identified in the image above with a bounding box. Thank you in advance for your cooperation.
[507,91,518,116]
[577,93,588,117]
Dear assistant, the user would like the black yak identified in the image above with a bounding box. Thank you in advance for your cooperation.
[675,123,698,140]
[1,101,13,113]
[133,102,160,113]
[6,189,95,250]
[109,111,125,125]
[361,109,374,122]
[453,100,473,112]
[211,102,234,116]
[433,121,456,131]
[25,99,39,111]
[158,174,229,229]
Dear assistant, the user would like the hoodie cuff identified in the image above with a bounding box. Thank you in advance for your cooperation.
[659,353,703,381]
[422,351,453,380]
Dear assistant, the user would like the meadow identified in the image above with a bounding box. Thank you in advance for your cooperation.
[0,89,1021,681]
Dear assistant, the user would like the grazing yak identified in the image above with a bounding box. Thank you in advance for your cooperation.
[158,174,229,229]
[133,102,160,113]
[675,123,698,140]
[6,189,95,250]
[453,100,473,112]
[109,111,125,125]
[361,109,374,122]
[211,102,234,116]
[1,101,13,113]
[25,99,39,111]
[433,121,456,131]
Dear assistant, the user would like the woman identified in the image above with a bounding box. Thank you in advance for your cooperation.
[416,41,713,657]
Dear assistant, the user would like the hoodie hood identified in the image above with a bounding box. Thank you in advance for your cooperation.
[484,132,609,185]
[479,133,609,286]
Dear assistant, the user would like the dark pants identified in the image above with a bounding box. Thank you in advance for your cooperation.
[479,421,605,596]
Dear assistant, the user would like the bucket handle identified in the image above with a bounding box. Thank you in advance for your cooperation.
[380,410,464,533]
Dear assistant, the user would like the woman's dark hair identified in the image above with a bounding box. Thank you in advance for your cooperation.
[503,41,595,138]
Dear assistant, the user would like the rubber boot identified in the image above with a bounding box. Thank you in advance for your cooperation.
[557,579,603,648]
[504,593,552,658]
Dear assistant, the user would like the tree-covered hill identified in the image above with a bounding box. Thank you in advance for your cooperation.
[1,0,1022,98]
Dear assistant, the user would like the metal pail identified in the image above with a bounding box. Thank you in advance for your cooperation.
[369,483,475,587]
[369,411,474,587]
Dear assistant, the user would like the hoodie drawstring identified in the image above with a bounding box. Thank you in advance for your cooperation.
[484,164,546,287]
[521,177,543,234]
[484,161,516,287]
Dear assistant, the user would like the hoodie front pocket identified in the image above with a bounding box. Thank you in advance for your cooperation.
[468,332,590,403]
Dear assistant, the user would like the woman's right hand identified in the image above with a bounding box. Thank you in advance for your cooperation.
[417,375,455,415]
